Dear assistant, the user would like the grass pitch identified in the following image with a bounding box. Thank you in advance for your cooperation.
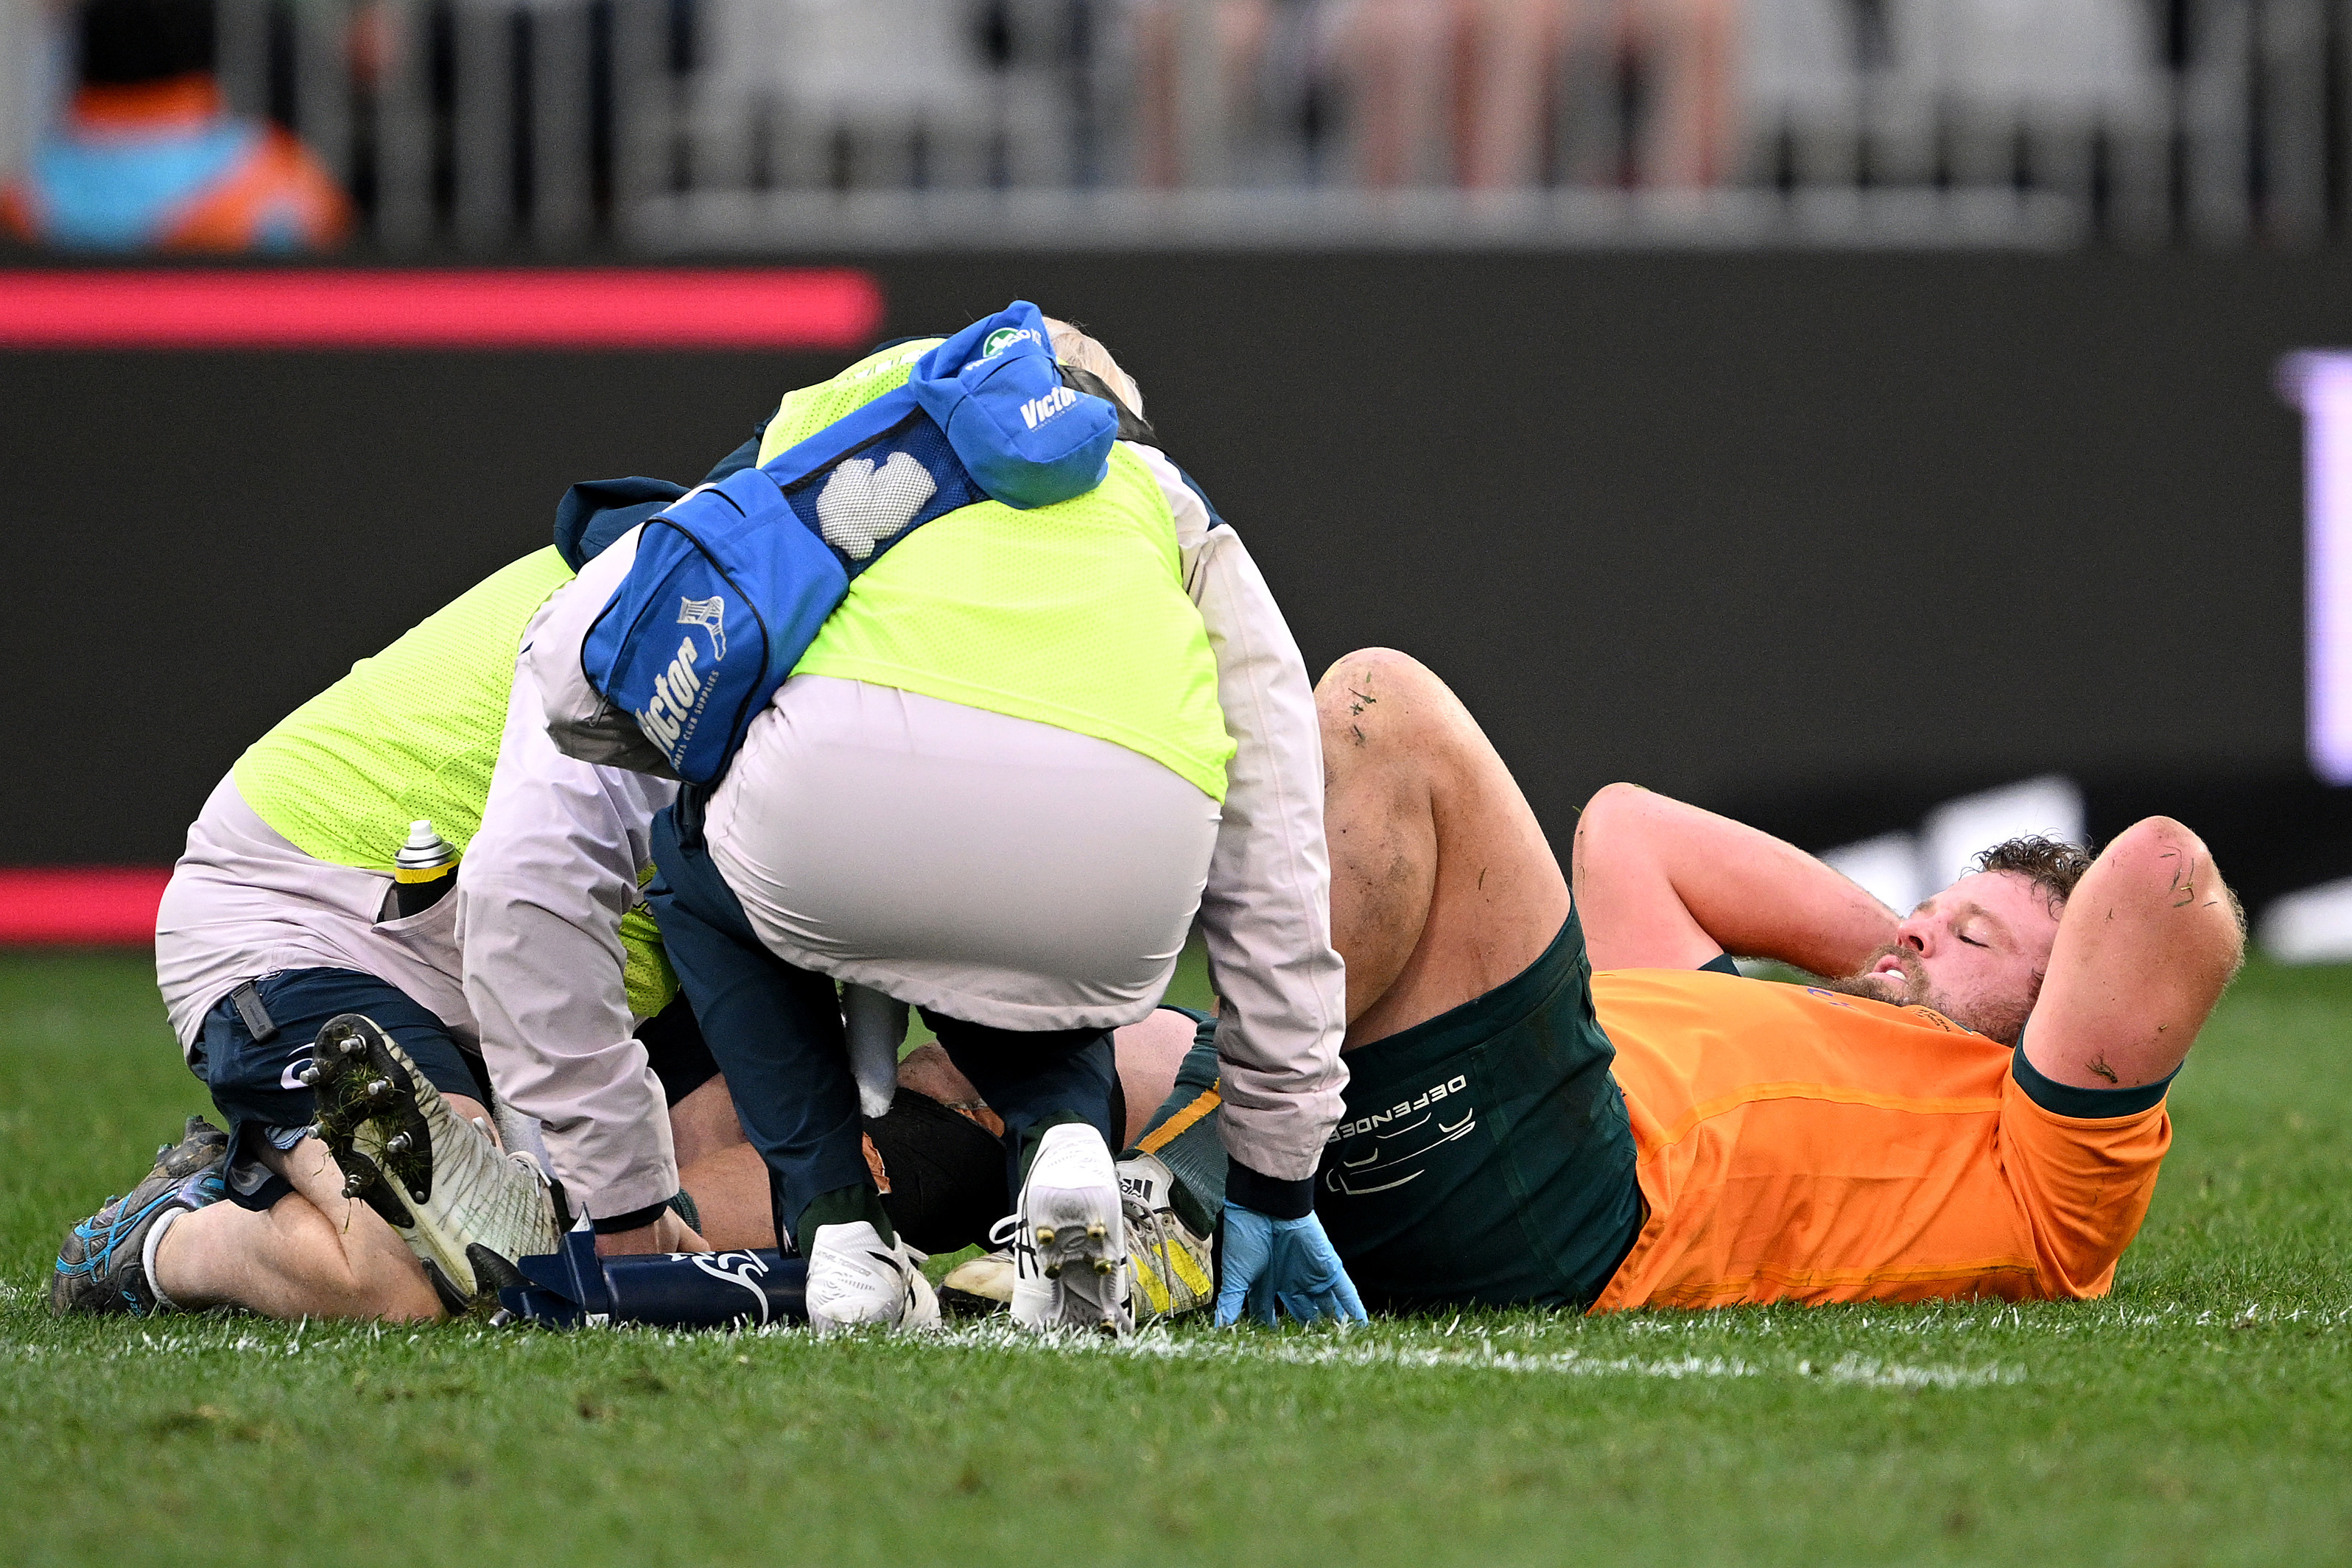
[3,952,2348,1567]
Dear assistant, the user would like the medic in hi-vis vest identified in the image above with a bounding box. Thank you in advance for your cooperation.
[50,379,819,1323]
[523,303,1361,1336]
[52,355,1062,1327]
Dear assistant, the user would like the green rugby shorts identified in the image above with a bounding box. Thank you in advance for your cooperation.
[1313,905,1644,1310]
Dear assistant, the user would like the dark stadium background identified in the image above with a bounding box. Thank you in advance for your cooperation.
[5,251,2347,911]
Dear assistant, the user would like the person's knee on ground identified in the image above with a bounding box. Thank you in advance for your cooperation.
[152,1124,452,1321]
[648,848,882,1257]
[152,1071,503,1320]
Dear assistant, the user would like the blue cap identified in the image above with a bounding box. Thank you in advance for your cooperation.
[909,300,1119,510]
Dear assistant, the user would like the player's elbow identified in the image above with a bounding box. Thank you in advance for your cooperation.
[2102,815,2212,887]
[2096,815,2247,970]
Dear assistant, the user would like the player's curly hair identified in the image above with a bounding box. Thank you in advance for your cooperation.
[1975,835,2094,916]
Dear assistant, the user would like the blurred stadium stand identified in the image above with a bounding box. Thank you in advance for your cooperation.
[4,0,351,251]
[1,0,2348,253]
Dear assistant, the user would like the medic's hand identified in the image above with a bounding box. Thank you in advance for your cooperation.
[1214,1203,1368,1327]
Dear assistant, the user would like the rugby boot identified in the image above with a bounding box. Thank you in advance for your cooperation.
[51,1116,229,1315]
[803,1220,940,1335]
[306,1012,558,1312]
[967,1151,1207,1323]
[939,1247,1014,1316]
[1008,1122,1131,1336]
[1118,1152,1214,1322]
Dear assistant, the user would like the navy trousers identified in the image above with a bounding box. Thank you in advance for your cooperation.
[647,799,1117,1246]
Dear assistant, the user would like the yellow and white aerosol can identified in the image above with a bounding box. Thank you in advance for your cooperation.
[392,819,457,918]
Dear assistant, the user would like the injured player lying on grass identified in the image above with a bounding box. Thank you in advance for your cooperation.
[951,648,2249,1317]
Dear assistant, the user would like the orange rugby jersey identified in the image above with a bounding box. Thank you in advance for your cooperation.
[1587,969,2171,1312]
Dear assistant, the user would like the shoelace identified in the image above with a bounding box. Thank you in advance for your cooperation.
[1121,1197,1185,1310]
[985,1212,1045,1289]
[69,1185,177,1265]
[76,1186,163,1245]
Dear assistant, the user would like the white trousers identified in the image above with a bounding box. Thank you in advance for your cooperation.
[704,675,1222,1031]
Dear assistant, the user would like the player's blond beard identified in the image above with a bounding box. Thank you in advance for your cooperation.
[1812,945,2036,1047]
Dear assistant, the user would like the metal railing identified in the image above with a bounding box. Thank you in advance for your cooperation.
[149,0,2352,250]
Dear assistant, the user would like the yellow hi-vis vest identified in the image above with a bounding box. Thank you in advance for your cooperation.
[229,547,679,1019]
[763,340,1235,801]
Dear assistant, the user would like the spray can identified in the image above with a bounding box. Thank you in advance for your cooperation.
[393,819,457,918]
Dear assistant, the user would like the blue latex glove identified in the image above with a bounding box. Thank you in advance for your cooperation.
[1214,1202,1369,1327]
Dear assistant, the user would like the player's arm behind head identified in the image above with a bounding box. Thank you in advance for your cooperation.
[2022,817,2247,1094]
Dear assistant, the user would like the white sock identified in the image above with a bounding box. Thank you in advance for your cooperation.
[143,1204,189,1313]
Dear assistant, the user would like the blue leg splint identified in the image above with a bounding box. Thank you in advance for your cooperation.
[499,1230,807,1330]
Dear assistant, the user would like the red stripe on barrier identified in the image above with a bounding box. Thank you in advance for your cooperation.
[0,868,173,945]
[0,269,885,349]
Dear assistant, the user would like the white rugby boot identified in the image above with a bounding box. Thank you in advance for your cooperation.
[308,1012,560,1312]
[1009,1122,1131,1336]
[1118,1152,1215,1322]
[804,1220,939,1335]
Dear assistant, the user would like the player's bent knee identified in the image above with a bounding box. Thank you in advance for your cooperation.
[1574,783,1671,862]
[1319,645,1428,686]
[2109,814,2202,862]
[337,1255,443,1322]
[1580,781,1649,823]
[1317,648,1464,750]
[1318,647,1442,706]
